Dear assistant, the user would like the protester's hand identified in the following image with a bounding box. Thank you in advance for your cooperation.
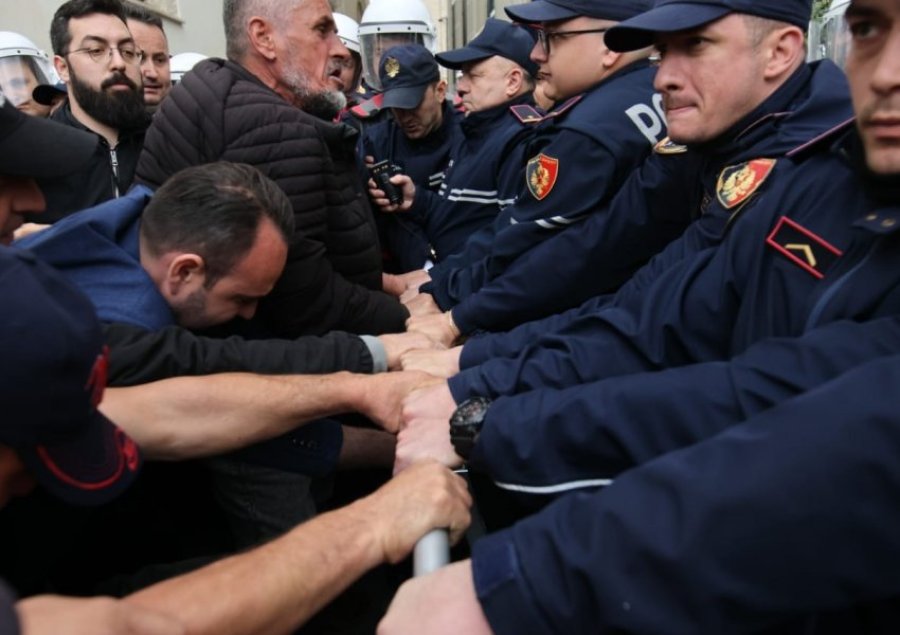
[362,461,471,564]
[383,273,407,298]
[403,292,441,317]
[406,311,459,349]
[369,174,415,212]
[396,270,432,303]
[379,332,445,370]
[400,346,463,378]
[18,595,185,635]
[377,560,492,635]
[356,371,444,433]
[394,382,461,473]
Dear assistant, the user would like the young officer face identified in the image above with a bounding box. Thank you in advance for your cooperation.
[845,0,900,175]
[530,16,614,102]
[653,14,776,144]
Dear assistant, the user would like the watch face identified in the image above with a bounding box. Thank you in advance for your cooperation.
[450,396,492,427]
[450,397,491,461]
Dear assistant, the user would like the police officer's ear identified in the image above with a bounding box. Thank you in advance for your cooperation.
[599,46,623,72]
[759,24,806,82]
[505,66,526,98]
[248,17,278,61]
[434,79,448,103]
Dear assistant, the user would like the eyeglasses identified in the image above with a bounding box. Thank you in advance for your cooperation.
[68,44,143,65]
[535,27,609,56]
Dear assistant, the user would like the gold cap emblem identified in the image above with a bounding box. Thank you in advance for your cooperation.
[384,57,401,79]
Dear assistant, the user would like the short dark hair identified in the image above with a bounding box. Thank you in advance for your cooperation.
[141,162,295,286]
[122,4,164,31]
[50,0,130,56]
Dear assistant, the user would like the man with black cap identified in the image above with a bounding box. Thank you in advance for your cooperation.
[361,44,463,274]
[398,0,665,346]
[379,0,900,631]
[371,20,541,275]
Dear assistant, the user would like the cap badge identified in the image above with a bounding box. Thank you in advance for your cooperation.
[385,57,401,79]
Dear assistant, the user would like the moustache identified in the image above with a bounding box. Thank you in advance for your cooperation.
[859,98,900,125]
[101,73,138,92]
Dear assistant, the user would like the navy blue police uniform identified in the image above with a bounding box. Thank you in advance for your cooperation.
[458,123,900,495]
[401,18,545,269]
[470,352,900,634]
[422,59,664,314]
[361,99,462,272]
[451,58,853,342]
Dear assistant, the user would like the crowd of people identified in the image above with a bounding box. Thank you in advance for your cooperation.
[1,0,899,632]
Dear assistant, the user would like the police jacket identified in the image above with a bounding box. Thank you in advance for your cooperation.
[136,58,407,337]
[423,59,662,316]
[361,100,462,272]
[406,92,539,268]
[459,125,900,495]
[34,102,147,223]
[472,353,900,634]
[446,61,854,334]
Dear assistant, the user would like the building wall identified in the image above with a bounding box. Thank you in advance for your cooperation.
[0,0,227,57]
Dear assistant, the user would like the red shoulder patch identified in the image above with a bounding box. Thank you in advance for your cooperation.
[526,154,559,201]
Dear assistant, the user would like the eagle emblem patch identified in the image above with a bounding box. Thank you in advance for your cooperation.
[384,57,400,79]
[716,159,776,209]
[526,154,559,201]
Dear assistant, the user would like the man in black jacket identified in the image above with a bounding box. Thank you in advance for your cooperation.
[35,0,150,223]
[137,0,409,338]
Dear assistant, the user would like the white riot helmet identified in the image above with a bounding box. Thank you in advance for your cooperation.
[0,31,58,115]
[169,52,208,84]
[359,0,436,90]
[334,13,361,55]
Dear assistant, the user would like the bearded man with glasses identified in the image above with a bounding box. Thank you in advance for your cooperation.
[30,0,150,224]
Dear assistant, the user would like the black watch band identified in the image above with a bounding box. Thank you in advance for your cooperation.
[449,396,491,461]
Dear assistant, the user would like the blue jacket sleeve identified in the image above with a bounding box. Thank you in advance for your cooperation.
[474,353,900,634]
[449,149,704,334]
[470,316,900,490]
[448,231,750,401]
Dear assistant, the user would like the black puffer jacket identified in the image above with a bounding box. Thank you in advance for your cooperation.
[136,58,408,336]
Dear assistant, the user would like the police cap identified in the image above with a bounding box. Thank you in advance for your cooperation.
[505,0,653,24]
[436,19,539,77]
[606,0,814,52]
[378,44,441,110]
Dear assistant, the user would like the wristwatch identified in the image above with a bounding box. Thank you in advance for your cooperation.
[449,397,492,461]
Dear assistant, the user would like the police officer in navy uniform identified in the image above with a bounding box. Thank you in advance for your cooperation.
[372,19,541,278]
[379,0,900,632]
[402,0,664,345]
[360,45,463,273]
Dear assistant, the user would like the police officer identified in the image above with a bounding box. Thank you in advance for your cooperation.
[360,44,462,273]
[0,31,59,118]
[372,19,541,275]
[403,0,664,345]
[344,0,437,130]
[398,0,852,350]
[379,0,900,631]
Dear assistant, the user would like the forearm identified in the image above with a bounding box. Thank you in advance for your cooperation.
[102,372,371,460]
[126,495,383,635]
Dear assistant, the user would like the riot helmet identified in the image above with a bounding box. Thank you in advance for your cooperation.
[0,31,58,117]
[359,0,436,90]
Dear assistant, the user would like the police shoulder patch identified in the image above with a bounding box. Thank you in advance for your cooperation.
[653,137,688,155]
[716,158,777,210]
[526,154,559,201]
[766,216,843,279]
[510,104,544,124]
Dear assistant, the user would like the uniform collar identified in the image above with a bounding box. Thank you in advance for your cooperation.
[462,92,534,134]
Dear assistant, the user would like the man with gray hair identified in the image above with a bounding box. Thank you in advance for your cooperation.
[137,0,408,338]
